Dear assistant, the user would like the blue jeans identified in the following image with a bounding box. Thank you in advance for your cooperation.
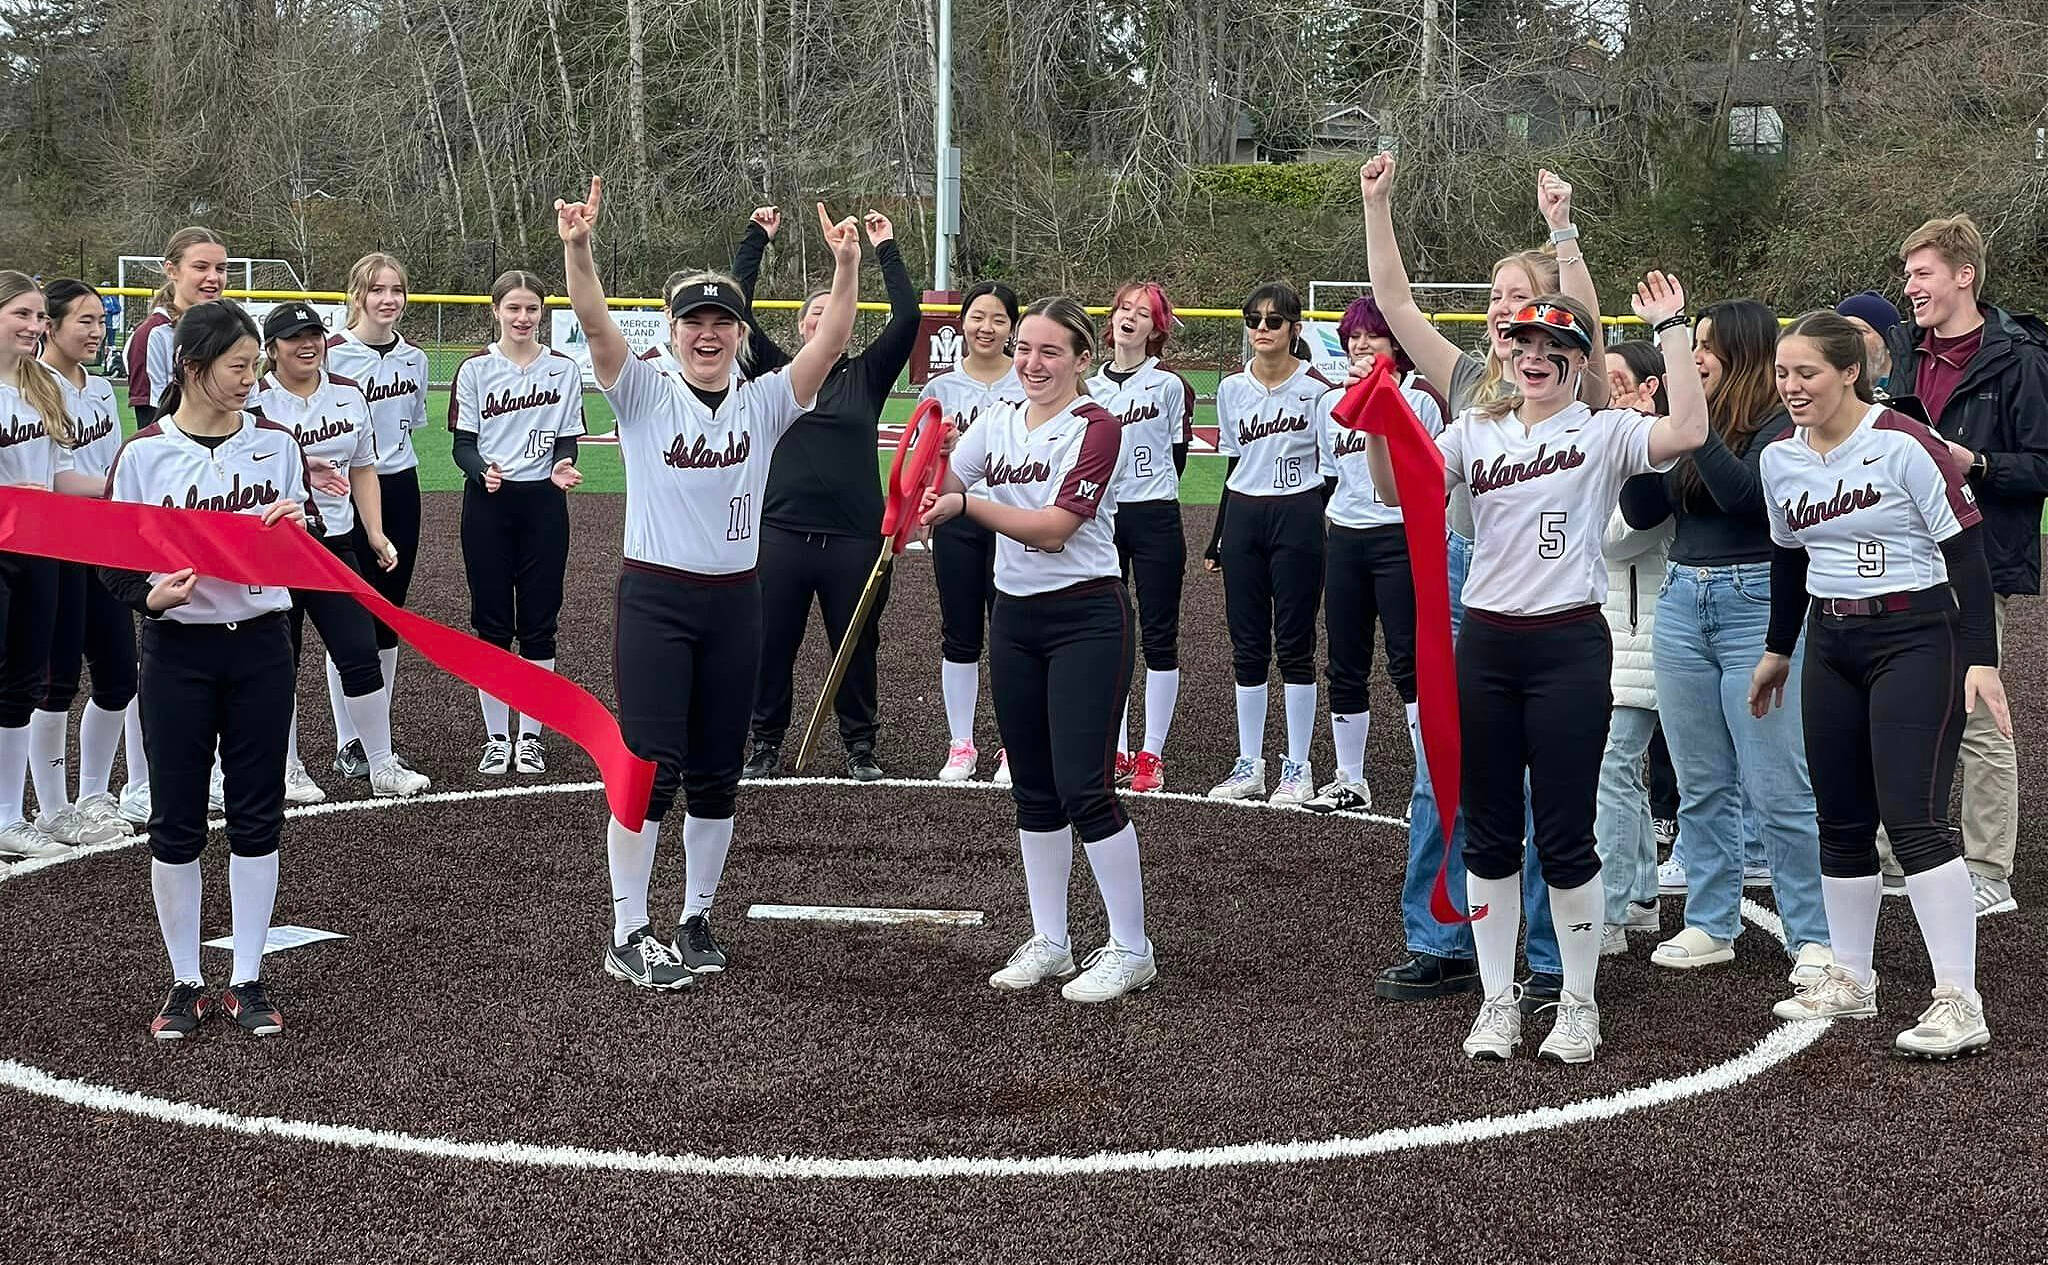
[1595,705,1660,925]
[1654,563,1828,952]
[1403,531,1558,971]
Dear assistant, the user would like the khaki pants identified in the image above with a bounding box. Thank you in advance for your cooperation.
[1877,595,2017,879]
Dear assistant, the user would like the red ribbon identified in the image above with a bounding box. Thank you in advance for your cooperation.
[0,487,657,829]
[1330,360,1470,925]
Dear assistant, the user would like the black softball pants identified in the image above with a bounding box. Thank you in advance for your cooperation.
[461,478,568,661]
[751,525,888,753]
[1324,522,1419,711]
[347,465,421,651]
[140,613,294,864]
[932,515,996,664]
[1114,498,1185,672]
[615,563,761,822]
[1219,490,1324,687]
[0,553,58,729]
[989,578,1134,843]
[288,537,383,696]
[39,561,136,713]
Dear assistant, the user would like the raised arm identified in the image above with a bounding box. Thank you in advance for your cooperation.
[733,207,792,374]
[787,203,862,408]
[1634,273,1709,466]
[1539,169,1609,409]
[1359,154,1469,397]
[857,212,924,401]
[555,176,628,389]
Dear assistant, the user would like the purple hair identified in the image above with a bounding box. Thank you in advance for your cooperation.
[1336,296,1411,373]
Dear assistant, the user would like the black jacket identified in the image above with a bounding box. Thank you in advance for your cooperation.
[731,225,921,539]
[1885,303,2048,595]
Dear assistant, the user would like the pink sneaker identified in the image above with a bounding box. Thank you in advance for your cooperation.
[938,741,978,782]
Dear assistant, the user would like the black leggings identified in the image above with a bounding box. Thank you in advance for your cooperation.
[461,478,569,661]
[1647,722,1678,821]
[1458,606,1610,890]
[1803,607,1966,878]
[39,562,137,713]
[140,614,294,863]
[989,579,1134,843]
[348,465,421,651]
[615,564,761,822]
[932,515,996,664]
[751,525,888,752]
[1324,522,1418,710]
[288,537,383,696]
[0,553,58,729]
[1219,490,1324,687]
[1114,498,1185,672]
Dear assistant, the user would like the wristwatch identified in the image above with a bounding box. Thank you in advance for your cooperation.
[1549,224,1581,245]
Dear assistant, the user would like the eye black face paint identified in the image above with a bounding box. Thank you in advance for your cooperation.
[1547,354,1571,383]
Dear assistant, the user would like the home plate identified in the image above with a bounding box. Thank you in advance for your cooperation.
[746,904,984,927]
[202,925,347,956]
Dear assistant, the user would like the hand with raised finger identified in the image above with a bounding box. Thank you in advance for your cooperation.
[863,210,894,246]
[751,206,782,238]
[1359,152,1397,207]
[1537,168,1574,230]
[1632,271,1686,327]
[818,203,862,268]
[554,175,603,244]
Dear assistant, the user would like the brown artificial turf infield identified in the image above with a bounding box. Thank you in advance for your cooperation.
[0,495,2040,1264]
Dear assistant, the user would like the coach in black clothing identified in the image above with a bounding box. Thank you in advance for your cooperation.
[734,205,921,781]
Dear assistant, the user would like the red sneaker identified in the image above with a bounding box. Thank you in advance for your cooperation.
[1114,753,1136,785]
[1129,751,1166,793]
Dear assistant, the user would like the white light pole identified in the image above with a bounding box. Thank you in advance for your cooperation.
[933,0,959,290]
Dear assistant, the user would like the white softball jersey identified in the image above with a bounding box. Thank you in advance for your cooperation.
[1088,357,1194,504]
[951,397,1127,597]
[1762,404,1981,597]
[43,361,121,481]
[447,343,587,483]
[249,372,376,537]
[326,330,430,476]
[1216,362,1339,497]
[1319,372,1445,530]
[0,377,74,490]
[106,416,317,625]
[1441,402,1673,616]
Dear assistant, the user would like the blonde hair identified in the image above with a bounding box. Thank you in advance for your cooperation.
[1474,248,1563,405]
[150,226,227,315]
[1900,215,1987,294]
[0,272,73,446]
[1477,291,1596,421]
[346,252,410,329]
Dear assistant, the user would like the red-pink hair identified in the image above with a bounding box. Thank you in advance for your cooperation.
[1104,281,1175,358]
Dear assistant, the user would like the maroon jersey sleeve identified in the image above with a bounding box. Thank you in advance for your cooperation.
[1054,403,1122,519]
[1876,408,1982,531]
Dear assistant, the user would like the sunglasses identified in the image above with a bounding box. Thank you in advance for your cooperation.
[1508,302,1586,335]
[1243,313,1292,331]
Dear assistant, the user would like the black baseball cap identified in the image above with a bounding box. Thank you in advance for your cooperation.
[262,301,326,342]
[669,281,750,322]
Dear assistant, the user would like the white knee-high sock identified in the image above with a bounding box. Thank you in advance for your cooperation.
[1234,683,1268,762]
[78,702,124,799]
[478,690,510,739]
[1821,874,1884,987]
[379,647,399,700]
[285,706,301,768]
[1018,827,1073,945]
[228,852,280,984]
[1905,858,1978,1003]
[1142,668,1179,756]
[151,858,203,983]
[1468,871,1524,999]
[1332,712,1369,782]
[0,724,30,825]
[342,687,395,766]
[1082,823,1147,953]
[607,816,661,945]
[519,660,554,738]
[28,709,68,816]
[1549,876,1606,1003]
[1283,683,1317,765]
[942,660,978,745]
[326,657,358,749]
[1118,697,1131,759]
[681,815,735,919]
[123,701,147,788]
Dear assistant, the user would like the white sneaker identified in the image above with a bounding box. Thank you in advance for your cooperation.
[73,792,135,838]
[118,781,151,825]
[937,741,978,782]
[1303,771,1371,814]
[0,818,71,859]
[991,749,1011,787]
[515,735,547,775]
[1600,925,1629,957]
[988,934,1075,991]
[1893,986,1991,1059]
[1882,870,1908,899]
[1651,926,1735,969]
[1462,989,1524,1060]
[369,755,431,799]
[282,760,327,805]
[1624,901,1660,933]
[1774,963,1877,1021]
[1537,992,1603,1064]
[1657,857,1688,895]
[1787,942,1834,986]
[1269,759,1313,807]
[1970,872,2018,918]
[477,737,513,776]
[1742,863,1773,889]
[1060,938,1158,1002]
[1208,756,1267,801]
[36,804,129,846]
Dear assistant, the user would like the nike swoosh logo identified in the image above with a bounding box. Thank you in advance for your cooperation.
[1863,456,1881,465]
[252,452,275,462]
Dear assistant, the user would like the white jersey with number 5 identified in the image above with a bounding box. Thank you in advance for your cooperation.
[447,343,587,483]
[1217,362,1338,497]
[602,351,810,575]
[1442,401,1672,616]
[1088,357,1193,503]
[1762,403,1980,597]
[1319,371,1444,529]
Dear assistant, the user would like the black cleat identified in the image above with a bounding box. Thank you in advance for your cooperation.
[846,746,885,782]
[742,742,781,780]
[150,982,211,1041]
[1518,970,1563,1016]
[331,739,371,781]
[673,914,728,974]
[604,926,697,991]
[1373,952,1480,1001]
[222,980,284,1036]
